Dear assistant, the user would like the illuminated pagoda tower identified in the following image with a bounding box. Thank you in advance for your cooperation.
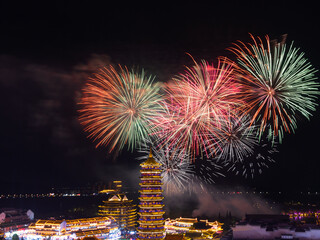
[137,149,165,240]
[99,181,137,231]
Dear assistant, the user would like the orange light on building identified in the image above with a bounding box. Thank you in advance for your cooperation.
[137,149,165,240]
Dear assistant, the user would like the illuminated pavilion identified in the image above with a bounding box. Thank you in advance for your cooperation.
[98,181,137,231]
[137,149,165,240]
[7,217,121,240]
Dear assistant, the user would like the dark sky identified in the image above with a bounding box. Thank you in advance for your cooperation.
[0,1,319,193]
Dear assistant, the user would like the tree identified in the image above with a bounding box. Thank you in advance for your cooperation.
[12,234,19,240]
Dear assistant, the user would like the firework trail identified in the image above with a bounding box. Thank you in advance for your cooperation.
[137,140,194,195]
[229,34,319,142]
[208,113,259,163]
[224,140,278,178]
[154,58,242,158]
[79,65,163,152]
[191,158,225,185]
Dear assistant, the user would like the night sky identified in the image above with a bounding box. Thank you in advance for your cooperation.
[1,1,320,194]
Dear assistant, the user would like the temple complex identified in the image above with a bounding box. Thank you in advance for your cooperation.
[4,217,120,240]
[165,217,223,238]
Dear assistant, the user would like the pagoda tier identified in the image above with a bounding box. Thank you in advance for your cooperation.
[137,150,165,240]
[98,192,137,230]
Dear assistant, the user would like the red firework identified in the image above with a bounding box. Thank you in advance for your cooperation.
[154,57,242,158]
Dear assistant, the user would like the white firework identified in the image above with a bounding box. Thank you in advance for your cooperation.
[138,141,194,194]
[224,140,278,178]
[191,158,225,185]
[211,113,258,163]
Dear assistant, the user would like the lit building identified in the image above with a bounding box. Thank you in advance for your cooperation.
[137,149,165,240]
[4,216,120,240]
[0,208,34,233]
[98,193,137,230]
[165,217,223,238]
[99,181,123,195]
[98,181,137,231]
[233,214,320,240]
[165,218,197,233]
[286,210,320,224]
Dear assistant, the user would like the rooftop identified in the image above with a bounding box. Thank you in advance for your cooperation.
[140,149,161,167]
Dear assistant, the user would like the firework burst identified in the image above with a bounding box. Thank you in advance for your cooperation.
[208,113,259,163]
[154,58,242,157]
[224,139,278,178]
[137,141,194,194]
[191,158,225,185]
[79,65,163,152]
[229,34,319,142]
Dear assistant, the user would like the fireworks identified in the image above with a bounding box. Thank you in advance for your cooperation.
[78,34,318,181]
[209,113,258,163]
[229,34,319,142]
[191,158,225,185]
[79,65,163,152]
[224,140,278,178]
[154,58,242,157]
[137,141,194,194]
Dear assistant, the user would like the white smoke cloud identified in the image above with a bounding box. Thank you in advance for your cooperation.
[163,181,280,218]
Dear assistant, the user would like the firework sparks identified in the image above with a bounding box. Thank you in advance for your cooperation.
[137,141,194,194]
[224,140,278,178]
[154,58,242,157]
[229,34,319,142]
[79,65,163,152]
[191,158,225,185]
[209,113,259,163]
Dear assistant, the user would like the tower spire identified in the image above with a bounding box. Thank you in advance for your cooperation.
[137,150,165,240]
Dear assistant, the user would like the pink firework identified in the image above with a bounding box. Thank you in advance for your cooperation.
[154,58,242,158]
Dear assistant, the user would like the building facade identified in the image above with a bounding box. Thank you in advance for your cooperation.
[98,192,137,230]
[137,150,165,240]
[165,217,223,239]
[0,208,34,233]
[4,216,120,240]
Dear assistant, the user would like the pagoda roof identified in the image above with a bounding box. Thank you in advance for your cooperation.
[108,193,130,202]
[140,148,161,167]
[99,189,117,194]
[109,195,121,201]
[177,217,198,223]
